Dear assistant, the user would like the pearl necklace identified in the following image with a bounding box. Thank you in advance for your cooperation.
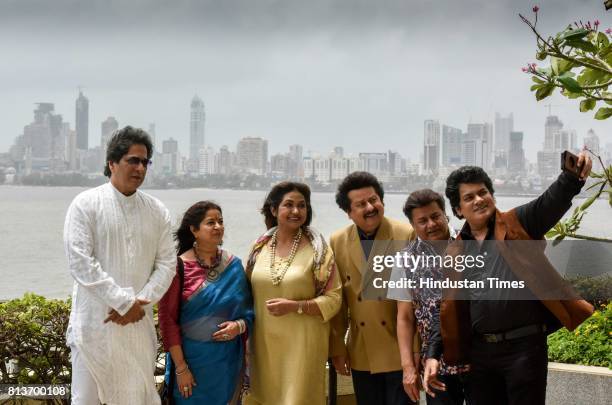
[269,227,303,285]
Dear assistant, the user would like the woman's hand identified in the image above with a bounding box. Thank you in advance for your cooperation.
[212,321,240,341]
[265,298,297,316]
[177,368,197,399]
[402,365,420,402]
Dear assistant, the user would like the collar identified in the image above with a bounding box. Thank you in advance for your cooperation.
[459,215,495,240]
[357,226,379,241]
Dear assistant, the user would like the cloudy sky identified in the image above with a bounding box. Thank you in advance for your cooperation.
[1,0,610,162]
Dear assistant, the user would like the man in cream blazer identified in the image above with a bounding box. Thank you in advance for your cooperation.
[329,172,417,405]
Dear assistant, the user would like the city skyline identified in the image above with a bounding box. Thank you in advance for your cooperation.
[0,0,610,161]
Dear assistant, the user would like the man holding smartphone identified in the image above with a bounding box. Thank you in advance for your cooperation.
[425,150,595,405]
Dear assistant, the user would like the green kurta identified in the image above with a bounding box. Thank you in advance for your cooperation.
[245,243,342,405]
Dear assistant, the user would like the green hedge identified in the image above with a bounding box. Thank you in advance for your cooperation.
[0,294,166,387]
[547,302,612,368]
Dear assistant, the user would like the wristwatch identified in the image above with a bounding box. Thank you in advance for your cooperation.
[297,301,304,314]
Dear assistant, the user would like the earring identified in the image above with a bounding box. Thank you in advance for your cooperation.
[193,240,197,249]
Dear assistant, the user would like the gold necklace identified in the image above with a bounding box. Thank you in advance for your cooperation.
[269,227,302,285]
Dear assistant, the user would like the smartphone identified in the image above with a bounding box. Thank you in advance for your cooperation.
[561,150,581,178]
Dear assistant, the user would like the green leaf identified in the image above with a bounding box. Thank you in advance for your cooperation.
[551,57,574,75]
[609,191,612,208]
[577,68,607,86]
[566,39,597,53]
[594,107,612,120]
[589,171,604,178]
[596,32,610,48]
[531,84,543,91]
[560,28,590,41]
[536,67,553,77]
[532,76,546,84]
[580,99,596,112]
[536,84,555,100]
[536,51,547,61]
[580,194,598,211]
[557,76,582,93]
[562,89,583,99]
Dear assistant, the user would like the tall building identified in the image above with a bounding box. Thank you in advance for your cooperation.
[236,137,268,175]
[508,131,525,173]
[190,95,205,161]
[64,123,77,171]
[198,146,215,176]
[216,145,233,175]
[162,138,180,175]
[465,123,493,169]
[494,112,514,155]
[75,90,89,150]
[583,129,600,155]
[442,125,462,167]
[544,116,563,152]
[148,123,157,152]
[101,117,119,155]
[423,120,440,173]
[387,150,401,175]
[23,103,65,172]
[289,144,304,177]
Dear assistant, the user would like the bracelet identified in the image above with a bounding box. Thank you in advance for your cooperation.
[175,365,189,376]
[236,319,246,335]
[305,299,310,314]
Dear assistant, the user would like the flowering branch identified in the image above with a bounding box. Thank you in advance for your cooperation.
[520,6,612,120]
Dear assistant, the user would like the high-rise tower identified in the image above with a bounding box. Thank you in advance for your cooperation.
[190,95,205,160]
[75,90,89,150]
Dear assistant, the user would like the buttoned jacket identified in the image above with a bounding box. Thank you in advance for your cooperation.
[329,217,416,373]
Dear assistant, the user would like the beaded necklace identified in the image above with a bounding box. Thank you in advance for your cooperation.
[193,243,222,282]
[269,227,302,285]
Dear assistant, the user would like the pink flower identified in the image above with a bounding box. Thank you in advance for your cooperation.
[594,20,600,26]
[532,5,539,13]
[531,63,537,69]
[522,67,528,73]
[606,28,612,35]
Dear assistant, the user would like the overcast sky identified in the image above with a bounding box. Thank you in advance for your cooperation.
[1,0,610,162]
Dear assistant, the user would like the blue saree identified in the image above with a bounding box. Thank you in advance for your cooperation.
[164,251,254,404]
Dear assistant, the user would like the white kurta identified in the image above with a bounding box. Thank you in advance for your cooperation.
[64,182,176,405]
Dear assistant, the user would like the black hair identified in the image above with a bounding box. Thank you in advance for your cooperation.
[403,189,446,222]
[103,126,154,177]
[174,201,223,255]
[335,171,384,212]
[445,166,495,219]
[261,182,313,229]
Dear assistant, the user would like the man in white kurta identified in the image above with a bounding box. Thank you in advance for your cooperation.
[64,127,176,405]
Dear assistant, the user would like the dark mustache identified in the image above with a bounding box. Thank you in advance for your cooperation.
[363,209,378,219]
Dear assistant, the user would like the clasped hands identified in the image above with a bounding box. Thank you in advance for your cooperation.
[265,298,299,316]
[104,298,150,325]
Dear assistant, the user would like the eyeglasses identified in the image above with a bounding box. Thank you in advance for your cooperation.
[123,156,152,168]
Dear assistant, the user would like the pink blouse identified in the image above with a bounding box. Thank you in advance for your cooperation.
[158,260,207,351]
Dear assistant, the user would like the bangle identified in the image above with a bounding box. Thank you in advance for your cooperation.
[236,319,246,334]
[306,299,310,314]
[175,365,189,376]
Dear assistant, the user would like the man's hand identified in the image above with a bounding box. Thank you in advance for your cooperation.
[577,150,593,181]
[423,358,445,398]
[402,366,420,402]
[265,298,297,316]
[104,298,150,325]
[331,355,351,376]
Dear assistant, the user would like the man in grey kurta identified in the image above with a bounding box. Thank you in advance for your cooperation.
[64,126,176,404]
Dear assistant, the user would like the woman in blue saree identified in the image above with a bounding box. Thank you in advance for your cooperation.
[159,201,254,404]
